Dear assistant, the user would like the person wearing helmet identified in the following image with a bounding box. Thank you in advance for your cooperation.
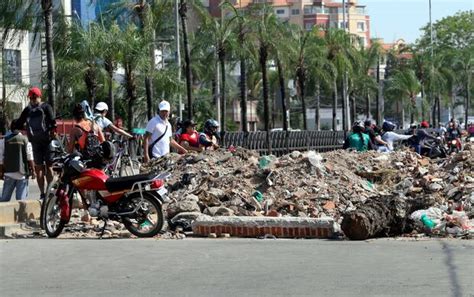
[446,121,462,142]
[143,101,187,163]
[364,119,388,150]
[343,121,370,152]
[199,119,220,150]
[94,102,133,139]
[178,119,202,152]
[380,121,413,152]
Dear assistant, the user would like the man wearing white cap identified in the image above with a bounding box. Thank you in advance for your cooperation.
[144,100,187,162]
[94,102,133,139]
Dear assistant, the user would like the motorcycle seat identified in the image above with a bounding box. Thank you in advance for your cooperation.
[105,173,156,192]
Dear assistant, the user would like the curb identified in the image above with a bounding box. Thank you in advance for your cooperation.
[0,200,42,225]
[192,216,335,239]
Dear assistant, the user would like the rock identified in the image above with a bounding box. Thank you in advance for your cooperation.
[208,188,226,200]
[323,201,336,211]
[208,233,217,238]
[167,200,201,219]
[204,206,234,216]
[428,183,443,192]
[290,151,302,159]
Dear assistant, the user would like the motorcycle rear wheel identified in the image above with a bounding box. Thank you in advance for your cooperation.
[122,193,164,238]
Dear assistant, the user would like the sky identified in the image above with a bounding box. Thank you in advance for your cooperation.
[359,0,473,43]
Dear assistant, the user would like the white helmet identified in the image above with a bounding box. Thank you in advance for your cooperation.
[95,102,109,111]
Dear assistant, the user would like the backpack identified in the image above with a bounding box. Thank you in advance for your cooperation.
[75,122,101,160]
[27,103,48,141]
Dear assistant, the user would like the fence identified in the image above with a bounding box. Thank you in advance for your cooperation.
[221,130,348,156]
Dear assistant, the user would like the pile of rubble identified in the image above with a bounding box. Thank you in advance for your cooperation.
[143,143,474,239]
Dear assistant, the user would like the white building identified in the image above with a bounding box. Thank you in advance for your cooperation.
[1,30,42,117]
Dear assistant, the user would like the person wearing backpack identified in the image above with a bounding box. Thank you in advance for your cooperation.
[0,120,36,202]
[143,100,187,163]
[67,104,105,166]
[15,87,56,200]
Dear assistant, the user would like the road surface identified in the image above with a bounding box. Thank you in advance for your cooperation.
[0,238,473,297]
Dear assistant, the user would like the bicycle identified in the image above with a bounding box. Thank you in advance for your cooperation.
[104,138,141,177]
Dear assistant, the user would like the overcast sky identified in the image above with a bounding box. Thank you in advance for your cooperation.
[359,0,473,43]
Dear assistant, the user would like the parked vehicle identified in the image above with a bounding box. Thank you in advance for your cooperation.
[42,150,170,238]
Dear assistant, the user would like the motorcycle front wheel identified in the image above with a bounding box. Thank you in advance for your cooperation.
[43,186,73,238]
[121,193,164,238]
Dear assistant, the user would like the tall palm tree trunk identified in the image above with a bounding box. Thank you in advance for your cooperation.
[1,55,7,133]
[145,28,155,121]
[42,0,56,112]
[240,57,248,132]
[276,57,287,131]
[315,82,321,131]
[219,49,226,132]
[420,86,425,120]
[108,72,115,122]
[341,79,346,131]
[84,69,97,107]
[350,93,356,125]
[437,94,441,126]
[375,60,381,125]
[465,78,470,126]
[297,69,307,130]
[259,45,271,153]
[179,0,192,120]
[366,93,371,119]
[332,79,337,130]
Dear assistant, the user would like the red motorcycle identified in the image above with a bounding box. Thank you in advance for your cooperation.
[42,152,170,238]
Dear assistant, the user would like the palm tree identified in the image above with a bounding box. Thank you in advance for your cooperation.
[453,47,473,126]
[385,69,421,127]
[307,30,335,131]
[323,29,355,131]
[118,25,147,131]
[98,23,122,121]
[194,3,237,132]
[178,0,193,120]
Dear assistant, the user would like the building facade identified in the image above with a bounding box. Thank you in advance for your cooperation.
[206,0,371,47]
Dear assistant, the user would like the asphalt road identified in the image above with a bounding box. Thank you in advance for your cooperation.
[0,238,473,297]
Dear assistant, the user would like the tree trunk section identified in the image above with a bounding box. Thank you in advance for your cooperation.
[42,1,56,112]
[276,58,287,132]
[240,57,248,132]
[366,93,371,120]
[108,72,115,122]
[341,194,435,240]
[315,82,320,131]
[179,0,193,120]
[332,79,337,131]
[219,51,226,133]
[259,45,271,154]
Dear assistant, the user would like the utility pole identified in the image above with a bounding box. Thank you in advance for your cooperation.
[342,0,350,131]
[175,0,182,119]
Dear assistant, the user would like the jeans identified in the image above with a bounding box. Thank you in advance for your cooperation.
[1,176,29,202]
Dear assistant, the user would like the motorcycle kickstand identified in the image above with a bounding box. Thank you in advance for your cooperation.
[99,219,108,239]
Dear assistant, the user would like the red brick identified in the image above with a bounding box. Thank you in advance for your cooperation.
[289,228,295,237]
[231,226,237,235]
[305,227,311,238]
[322,228,329,237]
[310,228,317,237]
[210,226,216,234]
[215,226,222,234]
[283,227,290,237]
[204,226,210,235]
[317,228,322,237]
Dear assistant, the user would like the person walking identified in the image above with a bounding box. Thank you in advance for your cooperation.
[0,120,36,202]
[143,100,187,163]
[15,87,56,200]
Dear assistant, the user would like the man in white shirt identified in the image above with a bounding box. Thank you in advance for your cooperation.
[94,102,133,139]
[143,100,187,162]
[0,120,36,201]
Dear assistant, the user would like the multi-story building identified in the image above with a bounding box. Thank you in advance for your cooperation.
[206,0,371,47]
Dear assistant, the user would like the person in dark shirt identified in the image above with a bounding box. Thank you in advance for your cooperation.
[15,87,56,200]
[364,120,388,150]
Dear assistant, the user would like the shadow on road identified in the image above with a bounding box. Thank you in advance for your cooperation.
[440,240,462,297]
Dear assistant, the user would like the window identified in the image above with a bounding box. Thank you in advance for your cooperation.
[291,8,300,15]
[276,9,285,15]
[3,49,21,84]
[339,21,348,29]
[305,23,314,31]
[357,22,365,32]
[356,7,365,14]
[303,6,311,14]
[303,6,324,14]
